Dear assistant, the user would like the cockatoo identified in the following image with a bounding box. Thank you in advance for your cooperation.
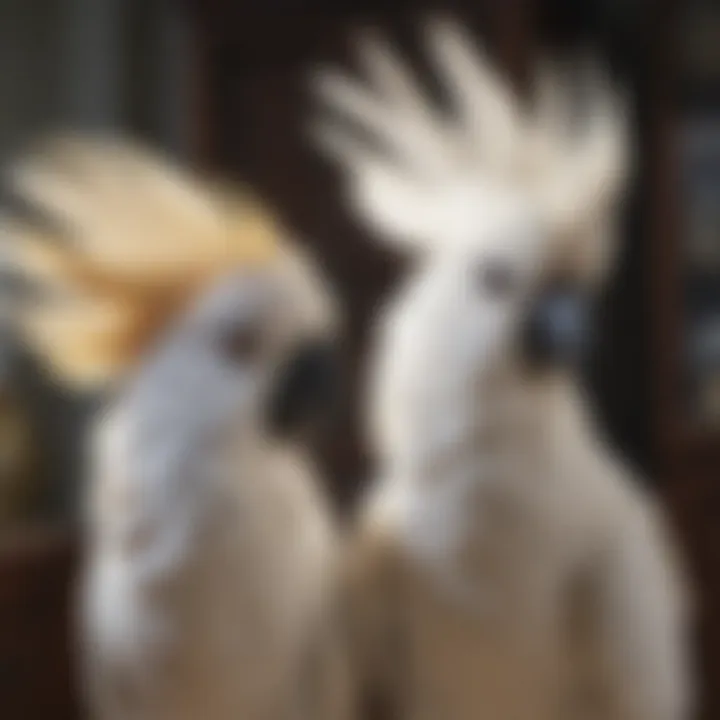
[310,17,694,720]
[5,136,353,720]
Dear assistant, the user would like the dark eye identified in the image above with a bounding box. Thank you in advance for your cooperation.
[218,324,265,365]
[477,260,518,299]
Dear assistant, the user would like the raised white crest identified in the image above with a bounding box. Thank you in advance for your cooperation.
[309,16,629,276]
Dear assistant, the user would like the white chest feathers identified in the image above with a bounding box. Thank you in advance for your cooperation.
[355,415,691,720]
[81,410,338,720]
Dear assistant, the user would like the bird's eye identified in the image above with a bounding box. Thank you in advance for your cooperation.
[219,323,265,365]
[477,260,519,299]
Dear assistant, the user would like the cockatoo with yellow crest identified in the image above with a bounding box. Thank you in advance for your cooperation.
[4,135,353,720]
[310,17,694,720]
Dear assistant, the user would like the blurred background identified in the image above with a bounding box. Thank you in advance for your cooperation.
[1,0,719,718]
[0,0,194,522]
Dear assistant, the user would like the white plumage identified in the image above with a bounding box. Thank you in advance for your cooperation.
[6,136,353,720]
[311,17,694,720]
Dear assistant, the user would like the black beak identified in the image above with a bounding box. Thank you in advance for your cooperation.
[522,285,594,369]
[267,339,341,438]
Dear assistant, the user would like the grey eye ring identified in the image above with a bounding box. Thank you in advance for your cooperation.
[218,323,265,365]
[477,260,518,299]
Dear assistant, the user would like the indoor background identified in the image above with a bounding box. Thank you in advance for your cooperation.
[0,0,719,718]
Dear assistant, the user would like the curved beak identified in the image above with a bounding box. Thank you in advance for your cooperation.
[267,339,341,439]
[522,284,594,369]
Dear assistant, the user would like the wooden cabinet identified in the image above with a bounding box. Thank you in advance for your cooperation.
[649,1,720,715]
[0,529,79,720]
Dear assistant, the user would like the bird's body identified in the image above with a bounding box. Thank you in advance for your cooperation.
[350,378,688,720]
[5,137,352,720]
[309,19,694,718]
[73,268,349,720]
[83,403,338,720]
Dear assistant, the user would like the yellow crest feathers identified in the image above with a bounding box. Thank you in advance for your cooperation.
[5,134,283,388]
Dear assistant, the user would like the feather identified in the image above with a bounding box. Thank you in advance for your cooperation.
[422,16,522,168]
[4,134,283,387]
[309,15,630,252]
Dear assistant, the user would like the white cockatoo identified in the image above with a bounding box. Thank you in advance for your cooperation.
[310,17,694,720]
[5,136,353,720]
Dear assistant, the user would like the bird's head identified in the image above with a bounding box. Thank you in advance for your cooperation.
[4,136,340,446]
[309,18,630,460]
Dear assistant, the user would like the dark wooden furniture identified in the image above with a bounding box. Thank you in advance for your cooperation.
[645,2,720,717]
[0,527,79,720]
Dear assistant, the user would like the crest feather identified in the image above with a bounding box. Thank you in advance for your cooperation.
[309,15,630,255]
[4,134,283,387]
